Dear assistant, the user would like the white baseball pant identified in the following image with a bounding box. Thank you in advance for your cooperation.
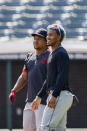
[23,102,45,131]
[40,90,73,131]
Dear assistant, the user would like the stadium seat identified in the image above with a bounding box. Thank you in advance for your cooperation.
[76,0,87,6]
[26,1,44,6]
[1,1,26,6]
[51,1,73,6]
[14,31,30,38]
[0,0,87,40]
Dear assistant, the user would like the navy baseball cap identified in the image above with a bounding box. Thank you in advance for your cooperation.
[47,24,66,42]
[32,28,47,39]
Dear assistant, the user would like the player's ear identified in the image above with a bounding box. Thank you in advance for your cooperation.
[57,34,61,42]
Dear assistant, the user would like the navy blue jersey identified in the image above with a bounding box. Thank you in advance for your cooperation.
[23,51,50,105]
[37,46,71,98]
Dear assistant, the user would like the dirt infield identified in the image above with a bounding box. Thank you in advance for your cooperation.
[0,129,87,131]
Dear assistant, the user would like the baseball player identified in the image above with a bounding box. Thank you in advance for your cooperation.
[32,24,73,131]
[9,28,50,131]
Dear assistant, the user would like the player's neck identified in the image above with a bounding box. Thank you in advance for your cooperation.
[51,42,61,52]
[36,47,47,55]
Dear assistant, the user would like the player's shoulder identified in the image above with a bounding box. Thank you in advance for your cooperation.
[40,49,50,59]
[59,46,68,54]
[57,46,69,58]
[45,49,50,57]
[25,52,35,62]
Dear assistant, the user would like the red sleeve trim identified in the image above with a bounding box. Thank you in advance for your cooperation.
[22,69,29,73]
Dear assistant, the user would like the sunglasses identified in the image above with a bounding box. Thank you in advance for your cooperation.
[47,25,61,37]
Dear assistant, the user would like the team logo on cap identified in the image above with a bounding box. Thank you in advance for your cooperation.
[37,30,41,34]
[53,24,58,28]
[36,30,41,34]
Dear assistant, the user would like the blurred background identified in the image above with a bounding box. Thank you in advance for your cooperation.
[0,0,87,130]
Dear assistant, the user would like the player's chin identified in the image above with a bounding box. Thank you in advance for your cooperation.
[34,47,41,50]
[47,42,51,46]
[34,46,39,49]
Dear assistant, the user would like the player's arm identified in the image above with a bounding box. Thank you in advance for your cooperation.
[9,71,28,104]
[32,80,47,110]
[9,53,31,104]
[48,53,69,108]
[12,71,28,93]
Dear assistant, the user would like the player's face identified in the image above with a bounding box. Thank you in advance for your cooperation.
[33,35,47,50]
[47,29,60,46]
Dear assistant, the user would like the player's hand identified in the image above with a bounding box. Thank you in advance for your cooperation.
[32,96,41,110]
[9,90,16,104]
[48,95,57,109]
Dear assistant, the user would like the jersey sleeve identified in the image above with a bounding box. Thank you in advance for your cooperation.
[22,53,33,73]
[22,65,28,73]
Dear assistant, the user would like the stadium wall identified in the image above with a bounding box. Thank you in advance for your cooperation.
[0,58,87,128]
[0,39,87,129]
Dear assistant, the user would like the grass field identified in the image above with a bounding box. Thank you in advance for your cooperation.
[0,129,87,131]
